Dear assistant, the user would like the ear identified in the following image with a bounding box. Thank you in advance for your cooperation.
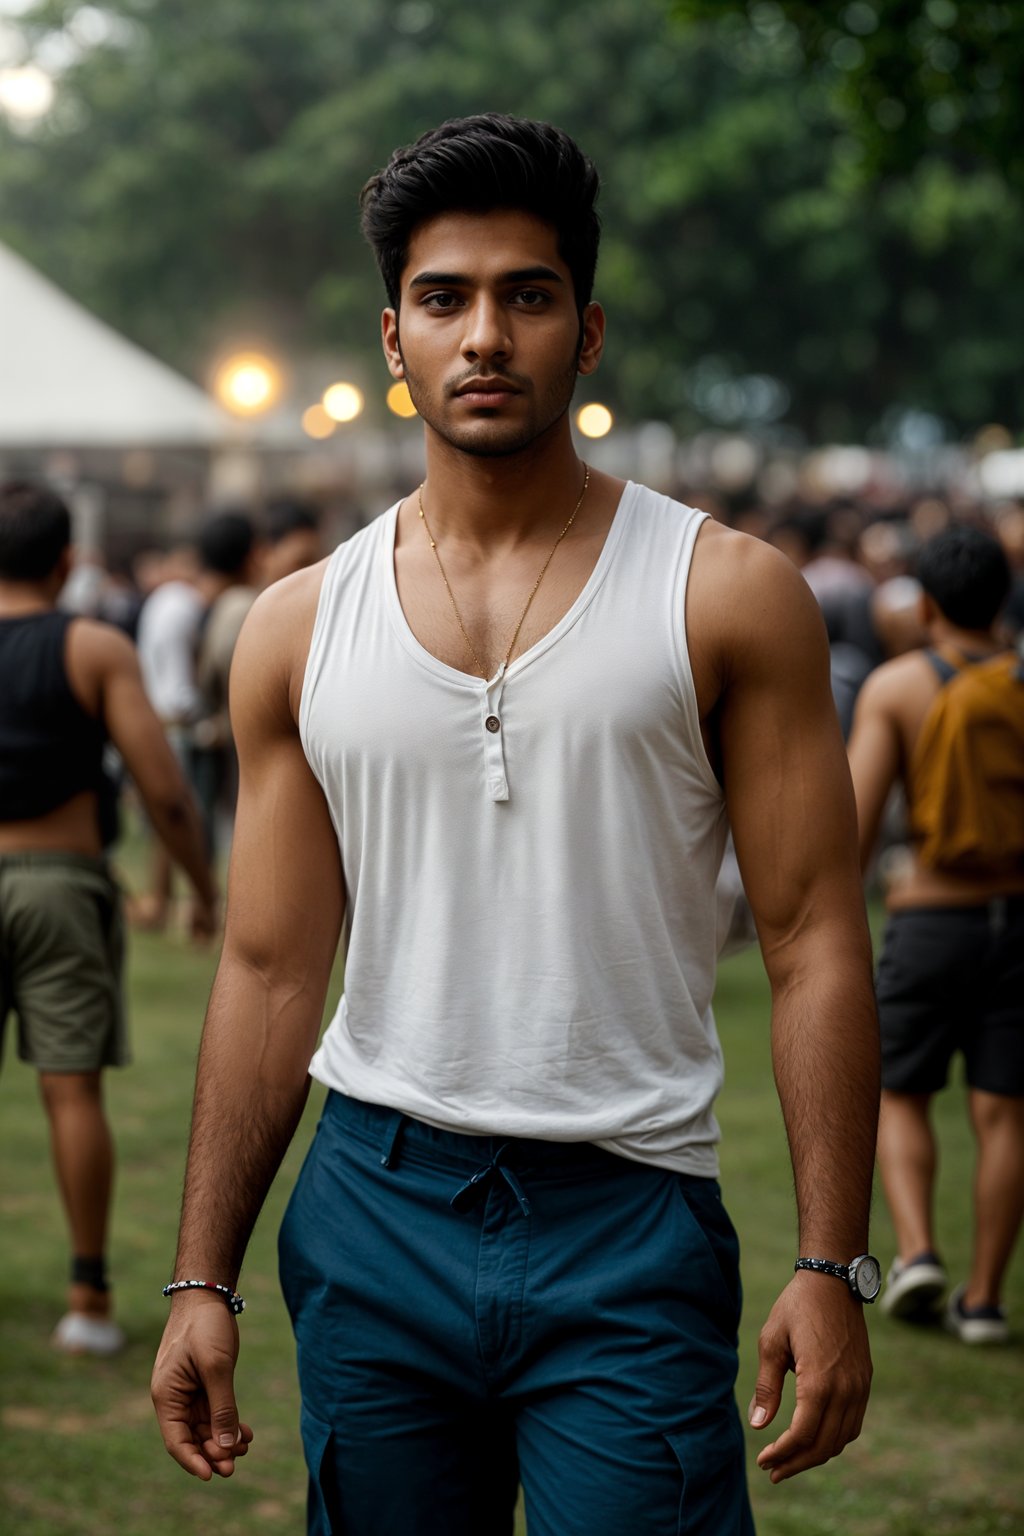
[381,309,404,379]
[918,591,936,627]
[576,303,605,378]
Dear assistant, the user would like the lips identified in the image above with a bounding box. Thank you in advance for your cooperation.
[455,379,520,405]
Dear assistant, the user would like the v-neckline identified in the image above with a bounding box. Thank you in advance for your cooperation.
[382,482,635,688]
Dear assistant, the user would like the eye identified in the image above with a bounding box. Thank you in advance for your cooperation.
[512,288,550,307]
[422,291,462,311]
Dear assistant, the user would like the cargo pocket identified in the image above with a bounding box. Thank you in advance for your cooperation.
[665,1408,750,1535]
[671,1176,743,1337]
[300,1410,342,1536]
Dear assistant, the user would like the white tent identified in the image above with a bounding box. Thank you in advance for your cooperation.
[0,240,230,447]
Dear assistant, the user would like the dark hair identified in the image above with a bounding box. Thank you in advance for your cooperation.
[265,496,319,545]
[0,478,72,580]
[916,524,1011,630]
[360,114,601,311]
[198,510,255,577]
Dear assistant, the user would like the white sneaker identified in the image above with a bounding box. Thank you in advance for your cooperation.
[944,1284,1009,1345]
[51,1312,126,1356]
[880,1253,947,1319]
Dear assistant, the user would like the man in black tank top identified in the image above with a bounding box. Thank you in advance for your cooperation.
[0,479,217,1356]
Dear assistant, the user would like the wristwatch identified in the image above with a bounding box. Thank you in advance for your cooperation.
[794,1254,882,1303]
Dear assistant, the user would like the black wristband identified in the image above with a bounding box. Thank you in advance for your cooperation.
[162,1279,245,1315]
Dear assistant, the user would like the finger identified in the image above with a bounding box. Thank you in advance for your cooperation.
[199,1423,255,1470]
[156,1411,217,1481]
[748,1328,788,1430]
[758,1397,845,1482]
[203,1362,242,1452]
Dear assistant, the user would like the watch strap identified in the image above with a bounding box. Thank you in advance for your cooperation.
[794,1257,850,1283]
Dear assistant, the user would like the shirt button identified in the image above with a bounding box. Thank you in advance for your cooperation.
[485,715,501,733]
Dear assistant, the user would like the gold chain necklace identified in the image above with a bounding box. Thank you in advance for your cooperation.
[417,464,590,680]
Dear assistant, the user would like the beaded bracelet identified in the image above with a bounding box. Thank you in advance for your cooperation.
[162,1279,246,1315]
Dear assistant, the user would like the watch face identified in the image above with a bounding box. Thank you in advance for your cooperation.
[854,1255,882,1300]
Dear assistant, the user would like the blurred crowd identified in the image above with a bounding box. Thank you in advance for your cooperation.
[707,489,1024,737]
[58,494,323,928]
[52,479,1024,925]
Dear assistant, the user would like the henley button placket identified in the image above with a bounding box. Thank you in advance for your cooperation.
[481,667,509,802]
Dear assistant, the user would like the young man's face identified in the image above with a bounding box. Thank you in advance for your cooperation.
[382,209,603,459]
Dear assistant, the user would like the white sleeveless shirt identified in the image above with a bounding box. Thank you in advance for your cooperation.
[301,482,728,1175]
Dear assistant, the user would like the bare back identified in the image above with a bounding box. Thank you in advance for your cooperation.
[848,647,1024,908]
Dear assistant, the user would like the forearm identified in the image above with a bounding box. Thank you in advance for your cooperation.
[146,787,216,906]
[172,954,320,1283]
[769,919,880,1255]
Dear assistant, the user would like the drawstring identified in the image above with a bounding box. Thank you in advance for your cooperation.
[379,1118,532,1218]
[379,1111,407,1168]
[449,1143,532,1219]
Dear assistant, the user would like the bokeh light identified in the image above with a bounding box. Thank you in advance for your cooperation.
[212,352,281,416]
[576,403,613,439]
[0,65,55,122]
[386,381,418,419]
[322,382,364,423]
[301,404,336,440]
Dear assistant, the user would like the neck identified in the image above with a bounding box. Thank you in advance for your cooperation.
[0,578,58,615]
[929,619,999,654]
[419,425,586,549]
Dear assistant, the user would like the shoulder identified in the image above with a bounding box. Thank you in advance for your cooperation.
[231,559,331,724]
[67,615,139,671]
[689,522,827,673]
[139,580,201,625]
[855,648,937,714]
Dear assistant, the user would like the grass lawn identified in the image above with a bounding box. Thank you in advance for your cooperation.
[1,907,1021,1534]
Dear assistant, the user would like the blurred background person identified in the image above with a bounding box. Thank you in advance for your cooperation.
[0,479,216,1355]
[847,525,1024,1344]
[191,509,263,859]
[262,495,323,586]
[133,543,205,931]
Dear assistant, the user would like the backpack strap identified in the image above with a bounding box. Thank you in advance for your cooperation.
[925,649,959,686]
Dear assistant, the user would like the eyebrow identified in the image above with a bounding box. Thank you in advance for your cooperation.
[408,265,565,289]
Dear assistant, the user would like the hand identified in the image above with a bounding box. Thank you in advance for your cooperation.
[747,1271,873,1483]
[152,1293,254,1480]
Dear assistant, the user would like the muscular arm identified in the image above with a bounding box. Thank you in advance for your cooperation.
[846,664,905,872]
[152,571,344,1479]
[696,532,879,1482]
[69,622,215,911]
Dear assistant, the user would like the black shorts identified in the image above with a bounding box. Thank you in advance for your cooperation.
[875,900,1024,1096]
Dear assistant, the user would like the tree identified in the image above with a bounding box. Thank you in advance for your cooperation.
[2,0,1021,439]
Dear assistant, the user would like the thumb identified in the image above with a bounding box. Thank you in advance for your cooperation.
[206,1367,240,1449]
[749,1328,786,1430]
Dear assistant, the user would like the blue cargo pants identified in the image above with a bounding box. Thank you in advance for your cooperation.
[279,1091,755,1535]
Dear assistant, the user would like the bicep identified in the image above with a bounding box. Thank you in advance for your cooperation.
[718,579,866,979]
[221,621,345,999]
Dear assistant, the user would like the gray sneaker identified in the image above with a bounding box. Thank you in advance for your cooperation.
[944,1284,1009,1345]
[880,1252,947,1319]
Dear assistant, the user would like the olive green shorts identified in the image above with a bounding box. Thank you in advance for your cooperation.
[0,853,127,1073]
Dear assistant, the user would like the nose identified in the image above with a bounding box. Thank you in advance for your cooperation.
[460,294,511,364]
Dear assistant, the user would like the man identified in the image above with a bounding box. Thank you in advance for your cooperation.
[152,116,879,1533]
[0,479,216,1354]
[848,524,1024,1343]
[261,496,323,587]
[134,544,206,930]
[191,510,262,855]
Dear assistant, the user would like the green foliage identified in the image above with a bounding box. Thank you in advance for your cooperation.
[675,1,1024,191]
[1,0,1021,438]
